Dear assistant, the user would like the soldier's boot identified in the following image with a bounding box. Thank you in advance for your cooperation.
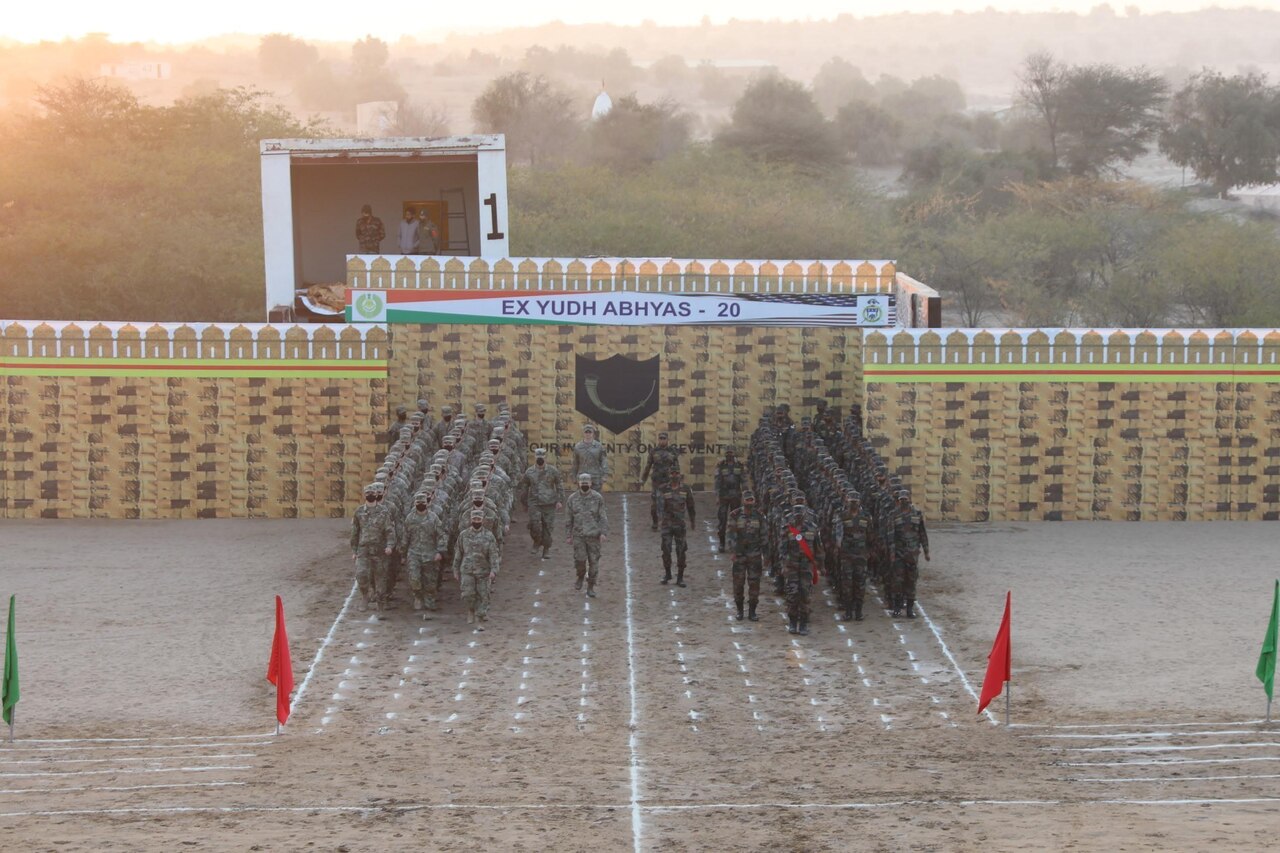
[358,596,369,613]
[718,533,726,551]
[542,546,550,561]
[905,599,917,619]
[787,617,799,635]
[854,601,864,622]
[843,606,854,621]
[735,599,745,621]
[748,601,759,622]
[774,575,785,595]
[587,579,597,598]
[412,594,424,611]
[661,555,672,584]
[798,619,810,636]
[466,610,475,624]
[574,561,586,591]
[676,566,687,588]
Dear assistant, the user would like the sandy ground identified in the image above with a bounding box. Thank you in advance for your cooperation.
[1,503,1277,850]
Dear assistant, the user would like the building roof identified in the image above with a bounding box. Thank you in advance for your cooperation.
[260,136,505,157]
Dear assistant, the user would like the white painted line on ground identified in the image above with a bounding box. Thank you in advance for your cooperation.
[293,579,359,721]
[622,495,644,853]
[1,742,272,754]
[1012,719,1267,731]
[0,765,252,779]
[1060,755,1280,768]
[914,600,996,726]
[0,781,248,796]
[1071,773,1280,784]
[1029,729,1279,741]
[1058,742,1280,754]
[0,753,257,766]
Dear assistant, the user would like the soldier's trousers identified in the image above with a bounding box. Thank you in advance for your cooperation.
[354,547,388,600]
[838,555,867,611]
[460,571,492,617]
[660,526,688,571]
[406,553,441,601]
[732,557,763,607]
[717,497,741,543]
[573,534,602,580]
[784,566,811,622]
[528,504,556,547]
[896,553,920,601]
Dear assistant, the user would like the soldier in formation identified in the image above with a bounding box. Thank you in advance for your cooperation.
[714,449,745,551]
[641,431,681,531]
[519,447,563,560]
[572,424,610,491]
[566,473,609,597]
[726,489,764,621]
[656,469,696,587]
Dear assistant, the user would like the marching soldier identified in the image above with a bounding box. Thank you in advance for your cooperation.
[782,493,822,635]
[519,447,563,560]
[656,469,696,587]
[714,449,745,550]
[351,482,394,612]
[566,473,609,597]
[572,424,610,492]
[835,491,869,622]
[727,489,765,621]
[892,490,930,618]
[453,508,500,627]
[641,431,681,531]
[401,490,448,613]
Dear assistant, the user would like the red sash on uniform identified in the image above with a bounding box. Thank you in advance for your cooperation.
[788,524,819,586]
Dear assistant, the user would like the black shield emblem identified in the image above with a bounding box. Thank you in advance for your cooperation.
[575,354,660,434]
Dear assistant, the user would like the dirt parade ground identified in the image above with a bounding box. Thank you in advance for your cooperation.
[1,499,1278,850]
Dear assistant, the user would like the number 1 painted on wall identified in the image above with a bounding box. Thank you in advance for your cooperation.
[484,193,505,240]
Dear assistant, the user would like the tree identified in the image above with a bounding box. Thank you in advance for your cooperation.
[1016,51,1067,169]
[811,57,877,117]
[650,55,690,90]
[1160,70,1280,198]
[257,34,319,82]
[1017,52,1167,176]
[1057,64,1166,176]
[1153,217,1280,326]
[471,72,581,168]
[350,36,404,104]
[833,100,902,166]
[716,72,842,169]
[587,95,691,170]
[390,101,450,137]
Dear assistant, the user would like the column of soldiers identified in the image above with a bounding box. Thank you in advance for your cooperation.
[350,398,527,629]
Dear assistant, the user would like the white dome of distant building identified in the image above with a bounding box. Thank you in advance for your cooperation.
[592,88,613,119]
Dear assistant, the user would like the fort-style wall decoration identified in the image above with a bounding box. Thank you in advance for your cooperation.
[1,321,388,519]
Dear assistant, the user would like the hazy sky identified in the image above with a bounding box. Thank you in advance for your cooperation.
[3,1,1275,43]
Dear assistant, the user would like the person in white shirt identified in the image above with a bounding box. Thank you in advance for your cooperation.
[398,208,420,254]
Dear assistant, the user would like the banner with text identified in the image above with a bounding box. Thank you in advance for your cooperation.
[346,289,894,327]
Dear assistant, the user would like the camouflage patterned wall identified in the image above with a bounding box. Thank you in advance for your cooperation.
[387,323,864,492]
[863,329,1280,522]
[1,321,388,519]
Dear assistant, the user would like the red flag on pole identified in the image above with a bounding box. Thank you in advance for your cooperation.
[266,595,294,727]
[977,591,1011,716]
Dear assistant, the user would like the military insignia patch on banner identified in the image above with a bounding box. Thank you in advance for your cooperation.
[574,354,660,433]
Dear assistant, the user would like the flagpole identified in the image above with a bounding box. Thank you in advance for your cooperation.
[1004,682,1010,727]
[8,711,13,743]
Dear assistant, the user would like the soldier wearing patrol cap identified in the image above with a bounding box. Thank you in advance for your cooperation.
[727,488,765,621]
[892,490,929,618]
[656,469,696,587]
[519,447,564,560]
[454,508,500,627]
[714,448,745,550]
[432,404,456,447]
[566,472,608,597]
[401,490,448,613]
[640,431,681,531]
[388,405,409,447]
[572,424,610,492]
[351,482,394,612]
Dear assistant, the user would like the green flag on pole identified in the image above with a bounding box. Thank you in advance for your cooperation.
[2,594,17,729]
[1258,580,1278,706]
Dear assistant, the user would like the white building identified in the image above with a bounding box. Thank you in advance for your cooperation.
[99,62,171,80]
[259,136,510,320]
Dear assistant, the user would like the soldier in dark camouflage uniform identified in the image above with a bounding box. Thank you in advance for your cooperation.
[782,494,821,635]
[355,205,385,253]
[641,431,681,531]
[656,469,696,587]
[892,490,930,618]
[727,489,765,621]
[714,449,745,550]
[835,491,869,621]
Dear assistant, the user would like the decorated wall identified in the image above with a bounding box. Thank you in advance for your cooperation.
[1,321,388,519]
[863,329,1280,522]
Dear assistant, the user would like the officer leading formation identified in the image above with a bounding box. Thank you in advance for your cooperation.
[354,397,930,638]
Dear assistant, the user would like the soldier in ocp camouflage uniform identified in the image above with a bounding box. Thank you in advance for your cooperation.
[727,489,765,621]
[400,490,448,613]
[351,482,394,612]
[566,473,609,597]
[657,469,696,587]
[572,424,610,492]
[641,431,682,531]
[714,449,745,550]
[519,447,563,560]
[453,508,500,626]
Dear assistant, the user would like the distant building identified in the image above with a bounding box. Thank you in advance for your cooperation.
[99,61,171,80]
[591,87,613,120]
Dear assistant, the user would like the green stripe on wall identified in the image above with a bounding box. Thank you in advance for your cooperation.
[864,363,1280,383]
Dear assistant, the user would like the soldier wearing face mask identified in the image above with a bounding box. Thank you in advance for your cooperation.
[519,447,564,560]
[565,473,608,597]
